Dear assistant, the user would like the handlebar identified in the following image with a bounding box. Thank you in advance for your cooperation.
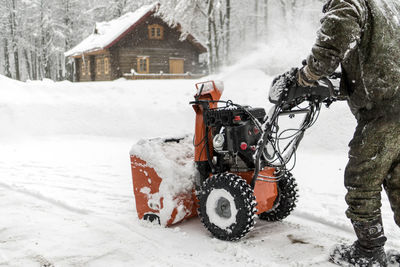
[319,77,337,99]
[269,73,342,110]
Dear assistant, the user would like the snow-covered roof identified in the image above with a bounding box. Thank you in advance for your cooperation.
[65,4,156,57]
[65,3,206,57]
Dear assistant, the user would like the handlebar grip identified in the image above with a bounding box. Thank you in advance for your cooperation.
[318,77,336,98]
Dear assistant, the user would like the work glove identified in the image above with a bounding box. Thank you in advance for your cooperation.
[269,68,298,104]
[271,68,298,87]
[297,65,321,87]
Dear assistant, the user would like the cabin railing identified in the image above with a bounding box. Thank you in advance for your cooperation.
[123,70,206,80]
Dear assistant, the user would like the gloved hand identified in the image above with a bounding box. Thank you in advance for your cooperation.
[269,68,298,104]
[297,65,321,87]
[272,68,298,87]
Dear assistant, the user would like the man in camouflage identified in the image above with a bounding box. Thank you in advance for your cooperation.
[294,0,400,266]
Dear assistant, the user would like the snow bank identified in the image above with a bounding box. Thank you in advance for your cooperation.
[0,74,25,92]
[0,45,356,152]
[0,77,196,139]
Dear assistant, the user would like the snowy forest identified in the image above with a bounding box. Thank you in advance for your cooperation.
[0,0,326,82]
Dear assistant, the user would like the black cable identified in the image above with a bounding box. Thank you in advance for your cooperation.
[193,133,208,147]
[276,128,306,141]
[197,139,206,162]
[266,102,319,169]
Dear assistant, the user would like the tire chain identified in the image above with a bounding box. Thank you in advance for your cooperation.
[258,171,299,221]
[197,173,257,241]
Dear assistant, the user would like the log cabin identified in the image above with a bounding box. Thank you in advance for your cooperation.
[65,3,207,81]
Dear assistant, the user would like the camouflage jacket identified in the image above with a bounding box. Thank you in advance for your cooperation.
[307,0,400,118]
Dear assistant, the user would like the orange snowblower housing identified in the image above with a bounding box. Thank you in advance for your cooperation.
[130,136,198,226]
[192,81,222,162]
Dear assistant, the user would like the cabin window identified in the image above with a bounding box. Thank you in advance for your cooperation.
[87,60,91,76]
[104,58,110,74]
[81,59,91,76]
[81,60,86,76]
[137,56,149,74]
[148,24,164,40]
[96,59,101,75]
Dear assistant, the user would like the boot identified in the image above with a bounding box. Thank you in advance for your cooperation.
[330,217,388,266]
[387,250,400,265]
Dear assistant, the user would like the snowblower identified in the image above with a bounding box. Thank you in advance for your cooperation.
[130,68,340,240]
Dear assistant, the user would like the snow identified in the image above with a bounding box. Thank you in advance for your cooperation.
[65,3,158,57]
[1,44,399,266]
[130,136,195,225]
[374,0,400,28]
[269,75,286,103]
[195,80,224,96]
[130,136,195,196]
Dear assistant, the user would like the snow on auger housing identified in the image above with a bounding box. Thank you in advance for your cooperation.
[130,68,341,240]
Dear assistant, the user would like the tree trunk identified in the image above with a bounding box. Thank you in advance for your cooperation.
[225,0,231,64]
[13,47,20,80]
[23,48,31,80]
[37,36,43,79]
[207,0,214,74]
[219,9,224,64]
[44,54,51,79]
[288,0,297,27]
[264,0,269,41]
[254,0,258,41]
[3,38,12,78]
[279,0,288,25]
[58,54,64,81]
[66,59,73,81]
[211,19,219,71]
[40,1,51,80]
[10,0,20,80]
[31,48,37,80]
[64,0,73,81]
[38,55,43,80]
[9,0,21,80]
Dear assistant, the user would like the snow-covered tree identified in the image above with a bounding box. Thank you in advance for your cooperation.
[0,0,324,80]
[0,2,12,78]
[0,0,21,80]
[158,0,229,72]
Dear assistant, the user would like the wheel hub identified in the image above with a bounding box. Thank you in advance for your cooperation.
[216,197,231,218]
[205,188,238,229]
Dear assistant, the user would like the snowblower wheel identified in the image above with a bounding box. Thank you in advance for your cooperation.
[197,173,257,241]
[258,171,298,221]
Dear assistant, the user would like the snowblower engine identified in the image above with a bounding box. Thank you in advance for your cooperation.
[204,106,266,173]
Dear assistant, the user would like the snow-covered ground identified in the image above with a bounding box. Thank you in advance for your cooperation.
[1,47,399,266]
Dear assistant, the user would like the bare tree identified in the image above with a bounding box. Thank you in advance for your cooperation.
[263,0,269,41]
[254,0,259,41]
[2,38,12,78]
[207,0,215,73]
[225,0,231,63]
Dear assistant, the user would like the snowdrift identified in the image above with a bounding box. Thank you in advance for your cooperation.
[0,67,355,153]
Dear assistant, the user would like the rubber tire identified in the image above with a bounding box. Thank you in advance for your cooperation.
[197,173,257,241]
[258,171,298,221]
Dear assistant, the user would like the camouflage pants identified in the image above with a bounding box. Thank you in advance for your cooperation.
[345,116,400,227]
